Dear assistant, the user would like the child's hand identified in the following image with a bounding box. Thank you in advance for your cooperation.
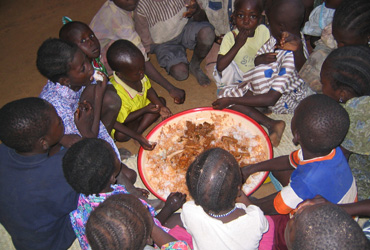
[136,188,150,198]
[159,106,172,120]
[254,53,278,66]
[276,31,302,52]
[212,97,232,110]
[169,87,186,104]
[164,192,187,212]
[145,103,161,114]
[235,29,253,48]
[296,195,328,212]
[183,0,198,18]
[74,100,94,136]
[139,136,157,151]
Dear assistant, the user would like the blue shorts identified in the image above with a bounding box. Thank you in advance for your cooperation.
[150,20,214,72]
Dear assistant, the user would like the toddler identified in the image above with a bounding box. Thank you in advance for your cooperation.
[241,94,357,216]
[181,147,271,250]
[320,45,370,201]
[0,97,79,250]
[213,0,309,147]
[37,38,123,161]
[106,39,172,150]
[214,0,270,90]
[90,0,185,104]
[86,194,191,250]
[62,138,188,250]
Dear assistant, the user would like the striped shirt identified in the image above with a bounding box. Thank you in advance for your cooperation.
[218,34,309,114]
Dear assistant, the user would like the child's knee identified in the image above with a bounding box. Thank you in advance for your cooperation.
[121,163,137,184]
[169,63,189,81]
[103,87,121,114]
[198,26,216,45]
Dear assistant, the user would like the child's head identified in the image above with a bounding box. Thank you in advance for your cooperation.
[59,21,100,61]
[62,138,121,195]
[291,94,349,155]
[0,97,64,153]
[36,38,94,88]
[285,203,370,250]
[324,0,343,9]
[86,193,153,250]
[112,0,139,12]
[107,39,145,86]
[186,147,242,214]
[266,0,304,40]
[232,0,263,32]
[321,46,370,103]
[332,0,370,47]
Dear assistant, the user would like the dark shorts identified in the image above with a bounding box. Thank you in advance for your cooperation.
[150,20,214,72]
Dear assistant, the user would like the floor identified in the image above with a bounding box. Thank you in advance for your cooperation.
[0,1,301,248]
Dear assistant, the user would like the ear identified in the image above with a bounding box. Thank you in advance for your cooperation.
[338,88,356,103]
[292,130,300,146]
[58,76,70,86]
[38,137,50,151]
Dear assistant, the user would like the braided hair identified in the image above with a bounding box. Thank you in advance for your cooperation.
[332,0,370,45]
[86,194,152,250]
[0,97,52,152]
[293,94,349,154]
[62,138,116,195]
[186,147,242,214]
[322,45,370,97]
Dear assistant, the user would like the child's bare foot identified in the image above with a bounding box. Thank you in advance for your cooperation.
[268,120,286,147]
[148,199,165,210]
[190,62,211,86]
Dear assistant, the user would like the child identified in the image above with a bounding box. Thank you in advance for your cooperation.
[0,97,79,250]
[299,0,370,93]
[62,138,189,250]
[134,0,215,86]
[86,194,191,250]
[59,20,122,134]
[214,0,270,90]
[241,94,357,216]
[181,147,271,250]
[37,38,123,161]
[285,202,370,250]
[320,45,370,201]
[213,0,309,147]
[90,0,185,104]
[106,39,172,150]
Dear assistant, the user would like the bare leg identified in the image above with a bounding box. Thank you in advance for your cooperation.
[189,26,215,86]
[231,105,286,147]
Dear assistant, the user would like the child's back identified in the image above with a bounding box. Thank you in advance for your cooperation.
[181,148,269,250]
[0,97,79,250]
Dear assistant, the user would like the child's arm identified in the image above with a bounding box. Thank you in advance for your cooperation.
[155,192,186,225]
[235,190,252,207]
[123,103,160,123]
[276,31,306,71]
[147,88,172,120]
[251,192,280,215]
[241,155,293,182]
[212,89,282,110]
[151,225,190,249]
[113,122,156,150]
[145,61,185,104]
[216,29,252,72]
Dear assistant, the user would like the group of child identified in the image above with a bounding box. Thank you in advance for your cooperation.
[0,0,370,249]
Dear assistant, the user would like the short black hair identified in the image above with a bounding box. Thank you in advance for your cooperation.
[0,97,52,152]
[293,94,349,154]
[106,39,143,72]
[322,46,370,97]
[86,194,152,250]
[36,38,79,83]
[186,147,242,214]
[59,21,91,41]
[266,0,305,31]
[62,138,116,195]
[292,203,370,250]
[234,0,264,13]
[332,0,370,42]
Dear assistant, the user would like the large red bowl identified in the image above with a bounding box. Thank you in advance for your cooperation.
[138,107,273,201]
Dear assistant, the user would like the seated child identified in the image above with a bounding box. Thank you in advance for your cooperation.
[214,0,270,90]
[0,97,79,250]
[320,45,370,201]
[181,147,272,250]
[62,138,189,250]
[299,0,370,93]
[285,201,370,250]
[134,0,215,86]
[213,0,309,147]
[241,94,357,216]
[90,0,185,104]
[37,38,123,161]
[86,194,191,250]
[106,39,172,150]
[59,20,122,134]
